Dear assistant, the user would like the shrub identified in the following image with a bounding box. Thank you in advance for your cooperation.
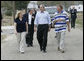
[5,10,12,16]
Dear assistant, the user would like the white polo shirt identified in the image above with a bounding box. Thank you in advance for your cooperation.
[28,13,32,24]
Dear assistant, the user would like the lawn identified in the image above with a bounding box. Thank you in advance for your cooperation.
[76,12,83,29]
[1,35,7,43]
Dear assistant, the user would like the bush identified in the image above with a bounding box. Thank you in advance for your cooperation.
[5,10,12,16]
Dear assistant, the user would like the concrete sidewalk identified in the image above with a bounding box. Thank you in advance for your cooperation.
[1,27,83,60]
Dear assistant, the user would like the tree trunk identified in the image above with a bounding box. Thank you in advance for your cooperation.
[12,1,15,24]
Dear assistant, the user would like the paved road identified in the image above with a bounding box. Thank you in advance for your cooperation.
[1,27,83,60]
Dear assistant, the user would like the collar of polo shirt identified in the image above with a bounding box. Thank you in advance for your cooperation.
[40,11,44,13]
[57,10,63,13]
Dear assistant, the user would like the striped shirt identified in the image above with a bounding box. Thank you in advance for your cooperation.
[52,10,69,32]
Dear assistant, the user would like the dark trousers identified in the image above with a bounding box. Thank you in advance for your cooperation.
[71,16,76,28]
[26,24,34,45]
[37,24,49,50]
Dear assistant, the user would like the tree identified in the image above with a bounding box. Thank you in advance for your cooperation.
[15,1,29,10]
[1,1,13,16]
[1,1,13,9]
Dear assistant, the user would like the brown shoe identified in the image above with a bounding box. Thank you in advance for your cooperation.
[58,47,60,51]
[60,49,65,53]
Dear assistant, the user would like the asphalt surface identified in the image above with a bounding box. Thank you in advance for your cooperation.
[1,26,83,60]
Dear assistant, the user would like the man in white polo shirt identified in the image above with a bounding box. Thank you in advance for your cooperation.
[34,4,51,53]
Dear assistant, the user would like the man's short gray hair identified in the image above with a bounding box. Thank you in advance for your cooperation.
[40,4,45,8]
[28,8,33,12]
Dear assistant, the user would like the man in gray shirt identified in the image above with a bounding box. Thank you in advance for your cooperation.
[34,4,51,53]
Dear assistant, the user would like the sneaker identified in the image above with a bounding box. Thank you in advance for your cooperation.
[55,35,57,38]
[30,44,33,47]
[43,50,47,53]
[58,47,60,51]
[40,47,43,51]
[60,49,65,53]
[27,44,30,47]
[20,52,24,54]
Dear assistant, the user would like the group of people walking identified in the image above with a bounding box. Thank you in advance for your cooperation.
[14,4,77,54]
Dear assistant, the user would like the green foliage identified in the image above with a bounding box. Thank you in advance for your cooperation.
[1,1,29,10]
[15,1,29,10]
[5,10,12,16]
[1,1,29,16]
[1,1,13,10]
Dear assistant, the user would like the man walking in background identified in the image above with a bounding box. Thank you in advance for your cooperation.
[70,6,77,29]
[34,4,51,53]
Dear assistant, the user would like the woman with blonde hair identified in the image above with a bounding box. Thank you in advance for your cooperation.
[14,11,28,54]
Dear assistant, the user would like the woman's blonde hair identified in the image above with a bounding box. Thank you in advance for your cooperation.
[15,11,22,19]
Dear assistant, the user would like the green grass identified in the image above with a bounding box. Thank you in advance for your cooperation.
[75,12,83,30]
[76,19,83,26]
[1,35,8,43]
[76,13,83,27]
[1,35,6,40]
